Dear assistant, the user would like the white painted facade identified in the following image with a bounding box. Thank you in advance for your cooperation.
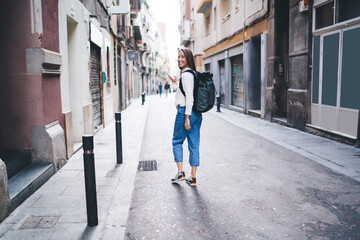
[59,0,114,146]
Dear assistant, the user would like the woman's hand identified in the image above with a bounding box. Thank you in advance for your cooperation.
[184,115,191,131]
[168,74,178,85]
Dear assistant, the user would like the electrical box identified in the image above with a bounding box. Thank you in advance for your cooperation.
[108,0,130,15]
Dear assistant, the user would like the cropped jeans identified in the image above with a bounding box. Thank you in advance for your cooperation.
[172,106,202,166]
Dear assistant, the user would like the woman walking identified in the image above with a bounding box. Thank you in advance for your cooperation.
[168,48,202,187]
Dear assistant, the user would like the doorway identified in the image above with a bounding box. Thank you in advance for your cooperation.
[90,42,103,129]
[248,37,261,113]
[117,46,123,111]
[218,60,225,105]
[231,54,244,108]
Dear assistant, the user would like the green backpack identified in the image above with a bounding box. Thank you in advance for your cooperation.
[179,70,216,113]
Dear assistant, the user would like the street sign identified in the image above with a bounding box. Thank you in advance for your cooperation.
[128,50,138,61]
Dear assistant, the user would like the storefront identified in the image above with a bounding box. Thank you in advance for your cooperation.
[311,0,360,138]
[231,55,244,108]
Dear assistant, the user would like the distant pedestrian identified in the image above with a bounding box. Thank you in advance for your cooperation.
[158,82,163,97]
[168,48,202,187]
[164,81,170,98]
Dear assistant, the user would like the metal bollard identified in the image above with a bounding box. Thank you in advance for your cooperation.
[216,95,221,112]
[82,135,98,227]
[141,92,145,105]
[115,112,123,164]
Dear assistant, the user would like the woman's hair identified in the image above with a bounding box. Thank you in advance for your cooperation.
[179,48,196,71]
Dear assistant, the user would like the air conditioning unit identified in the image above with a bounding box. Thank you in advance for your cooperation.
[108,0,130,15]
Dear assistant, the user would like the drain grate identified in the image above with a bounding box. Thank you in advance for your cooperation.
[138,160,157,171]
[20,215,60,229]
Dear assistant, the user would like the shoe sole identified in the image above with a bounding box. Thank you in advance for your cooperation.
[171,177,186,183]
[186,181,196,187]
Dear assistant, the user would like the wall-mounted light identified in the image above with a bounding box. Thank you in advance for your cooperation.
[299,0,308,13]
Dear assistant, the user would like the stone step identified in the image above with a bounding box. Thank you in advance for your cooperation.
[248,109,261,118]
[272,117,289,127]
[8,163,54,211]
[0,151,31,179]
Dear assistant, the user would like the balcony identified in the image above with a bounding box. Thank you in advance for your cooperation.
[197,0,212,14]
[132,13,142,42]
[117,25,131,40]
[130,0,141,19]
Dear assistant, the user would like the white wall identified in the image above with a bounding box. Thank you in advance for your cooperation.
[59,0,92,141]
[101,32,114,126]
[201,0,266,51]
[59,0,114,140]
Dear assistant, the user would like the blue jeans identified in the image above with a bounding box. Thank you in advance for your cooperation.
[172,106,202,166]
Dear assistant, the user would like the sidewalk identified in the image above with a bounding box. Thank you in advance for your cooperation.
[210,107,360,183]
[0,98,149,240]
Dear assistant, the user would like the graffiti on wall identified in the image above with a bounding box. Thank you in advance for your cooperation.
[232,63,244,108]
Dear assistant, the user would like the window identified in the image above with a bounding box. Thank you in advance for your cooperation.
[205,63,210,72]
[205,14,210,35]
[182,15,185,33]
[222,0,231,20]
[191,7,194,24]
[315,0,360,30]
[336,0,360,23]
[235,0,240,11]
[214,7,217,31]
[315,1,334,30]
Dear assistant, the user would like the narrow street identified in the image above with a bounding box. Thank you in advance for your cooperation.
[1,1,360,239]
[125,94,360,240]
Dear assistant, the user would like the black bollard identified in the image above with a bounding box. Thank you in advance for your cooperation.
[82,135,98,227]
[115,112,123,164]
[141,92,145,105]
[217,95,221,112]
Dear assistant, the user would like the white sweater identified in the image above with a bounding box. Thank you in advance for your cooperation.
[174,68,194,115]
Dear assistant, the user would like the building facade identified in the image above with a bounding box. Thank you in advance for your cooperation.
[0,0,65,220]
[181,0,360,145]
[310,0,360,140]
[182,0,268,115]
[0,0,168,222]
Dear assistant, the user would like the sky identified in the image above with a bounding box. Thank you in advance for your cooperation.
[147,0,180,75]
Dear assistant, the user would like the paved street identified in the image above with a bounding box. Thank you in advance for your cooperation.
[0,93,359,239]
[125,94,360,239]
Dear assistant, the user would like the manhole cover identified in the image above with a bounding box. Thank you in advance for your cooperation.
[138,160,157,171]
[20,215,60,229]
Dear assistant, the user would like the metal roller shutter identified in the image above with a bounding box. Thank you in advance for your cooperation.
[90,42,102,128]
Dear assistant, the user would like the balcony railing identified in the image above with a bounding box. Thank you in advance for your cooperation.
[130,0,141,19]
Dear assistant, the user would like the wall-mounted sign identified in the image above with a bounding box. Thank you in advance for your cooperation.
[128,50,138,61]
[108,0,130,15]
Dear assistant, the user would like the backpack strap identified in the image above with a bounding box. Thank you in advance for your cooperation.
[179,70,195,97]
